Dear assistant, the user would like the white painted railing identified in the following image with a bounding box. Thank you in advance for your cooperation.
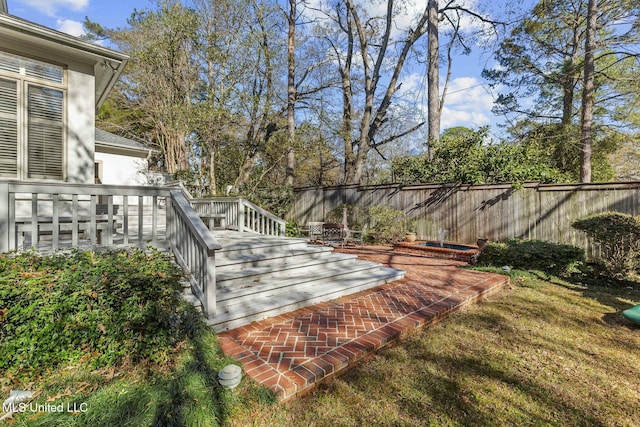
[0,180,171,252]
[167,190,222,316]
[0,179,222,318]
[190,196,286,236]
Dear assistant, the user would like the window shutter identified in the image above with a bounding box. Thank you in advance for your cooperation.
[27,85,64,180]
[24,58,63,84]
[0,78,17,177]
[0,50,63,84]
[0,51,20,75]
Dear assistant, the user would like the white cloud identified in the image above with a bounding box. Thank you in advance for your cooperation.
[441,105,491,129]
[56,19,85,37]
[395,74,495,130]
[17,0,88,17]
[440,77,493,129]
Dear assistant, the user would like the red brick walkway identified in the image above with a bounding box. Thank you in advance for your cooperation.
[218,247,509,401]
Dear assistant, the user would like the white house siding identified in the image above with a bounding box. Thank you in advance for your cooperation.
[95,151,148,186]
[66,64,95,183]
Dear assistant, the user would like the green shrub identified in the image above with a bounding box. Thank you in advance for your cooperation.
[285,220,299,237]
[368,206,411,244]
[0,248,195,377]
[476,239,584,276]
[572,211,640,279]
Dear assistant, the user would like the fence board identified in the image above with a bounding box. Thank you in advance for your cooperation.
[292,182,640,255]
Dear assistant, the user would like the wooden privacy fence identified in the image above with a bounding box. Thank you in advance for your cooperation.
[291,181,640,256]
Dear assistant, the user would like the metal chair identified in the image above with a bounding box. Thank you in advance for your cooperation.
[300,221,324,242]
[321,223,346,247]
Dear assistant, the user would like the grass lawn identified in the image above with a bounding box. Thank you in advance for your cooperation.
[278,272,640,427]
[2,249,639,426]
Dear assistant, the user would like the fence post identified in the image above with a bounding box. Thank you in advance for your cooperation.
[0,182,8,253]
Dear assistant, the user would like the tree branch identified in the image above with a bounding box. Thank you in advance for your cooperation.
[370,121,426,149]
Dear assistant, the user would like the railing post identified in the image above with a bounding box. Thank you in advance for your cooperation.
[205,252,216,317]
[237,198,245,233]
[0,182,8,253]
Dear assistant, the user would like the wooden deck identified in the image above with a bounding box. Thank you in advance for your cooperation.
[218,246,509,401]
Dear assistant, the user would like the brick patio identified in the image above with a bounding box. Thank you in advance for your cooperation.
[217,246,509,401]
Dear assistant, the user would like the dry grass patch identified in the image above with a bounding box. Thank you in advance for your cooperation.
[279,275,640,427]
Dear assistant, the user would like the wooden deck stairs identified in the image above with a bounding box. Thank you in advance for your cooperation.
[182,231,405,332]
[0,181,403,334]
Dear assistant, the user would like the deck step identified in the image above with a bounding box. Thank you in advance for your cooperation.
[209,267,405,331]
[215,236,310,257]
[216,252,359,286]
[215,244,334,269]
[175,231,406,332]
[217,259,381,299]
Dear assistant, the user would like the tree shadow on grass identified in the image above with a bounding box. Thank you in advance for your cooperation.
[151,334,229,426]
[535,269,640,328]
[21,325,277,427]
[295,269,640,427]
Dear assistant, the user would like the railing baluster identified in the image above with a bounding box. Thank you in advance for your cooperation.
[72,195,78,246]
[152,195,157,244]
[138,196,143,246]
[107,195,114,246]
[238,199,245,232]
[52,194,59,251]
[7,191,15,251]
[123,196,129,245]
[30,194,38,249]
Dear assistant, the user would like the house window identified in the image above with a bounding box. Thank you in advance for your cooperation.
[94,160,103,184]
[0,50,65,180]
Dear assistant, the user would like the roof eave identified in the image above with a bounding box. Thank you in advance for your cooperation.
[95,141,150,158]
[0,14,128,109]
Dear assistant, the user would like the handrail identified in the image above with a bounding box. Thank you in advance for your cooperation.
[169,191,222,253]
[239,197,286,236]
[190,196,286,236]
[167,190,221,317]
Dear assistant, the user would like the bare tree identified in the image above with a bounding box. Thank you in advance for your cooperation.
[285,0,297,186]
[323,0,429,184]
[427,0,439,159]
[426,1,502,156]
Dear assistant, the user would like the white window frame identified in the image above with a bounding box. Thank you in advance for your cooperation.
[0,50,67,181]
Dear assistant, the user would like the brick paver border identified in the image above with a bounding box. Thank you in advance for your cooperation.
[218,248,509,401]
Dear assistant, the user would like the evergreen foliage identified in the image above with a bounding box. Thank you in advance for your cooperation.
[572,211,640,279]
[392,127,568,185]
[0,248,192,378]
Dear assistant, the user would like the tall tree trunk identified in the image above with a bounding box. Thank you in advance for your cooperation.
[580,0,597,183]
[285,0,296,186]
[208,147,216,195]
[427,0,440,159]
[341,6,356,184]
[561,31,580,126]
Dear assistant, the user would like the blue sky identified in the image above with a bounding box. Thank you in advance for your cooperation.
[7,0,512,138]
[9,0,153,34]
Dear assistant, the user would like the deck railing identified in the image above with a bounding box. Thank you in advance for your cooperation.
[0,180,171,252]
[0,180,222,318]
[0,181,287,319]
[167,190,222,316]
[190,196,286,236]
